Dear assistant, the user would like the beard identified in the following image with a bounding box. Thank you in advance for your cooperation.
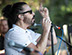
[2,32,6,34]
[1,31,7,34]
[23,15,35,26]
[1,28,8,34]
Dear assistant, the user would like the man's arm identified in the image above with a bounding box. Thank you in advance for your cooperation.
[27,17,51,54]
[47,28,57,46]
[39,3,57,46]
[36,28,57,47]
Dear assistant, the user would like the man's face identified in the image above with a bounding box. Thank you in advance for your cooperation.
[0,20,9,34]
[22,5,35,26]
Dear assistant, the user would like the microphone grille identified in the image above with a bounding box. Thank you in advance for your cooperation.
[33,23,37,26]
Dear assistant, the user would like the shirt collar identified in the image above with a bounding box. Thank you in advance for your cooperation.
[13,24,30,33]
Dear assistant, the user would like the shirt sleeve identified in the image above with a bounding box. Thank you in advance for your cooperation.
[7,30,31,52]
[27,29,41,45]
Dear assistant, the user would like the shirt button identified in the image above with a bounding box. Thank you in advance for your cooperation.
[25,44,27,45]
[26,31,27,33]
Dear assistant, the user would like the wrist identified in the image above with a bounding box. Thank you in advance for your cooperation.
[43,29,50,34]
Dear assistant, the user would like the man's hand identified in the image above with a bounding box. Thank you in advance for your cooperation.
[39,3,49,18]
[42,18,51,32]
[39,3,51,23]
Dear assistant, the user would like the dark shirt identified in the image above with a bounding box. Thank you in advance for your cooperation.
[0,35,4,50]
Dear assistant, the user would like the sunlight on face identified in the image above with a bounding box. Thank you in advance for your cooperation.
[0,20,9,34]
[22,5,35,26]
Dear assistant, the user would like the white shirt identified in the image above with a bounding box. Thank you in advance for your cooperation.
[5,24,41,55]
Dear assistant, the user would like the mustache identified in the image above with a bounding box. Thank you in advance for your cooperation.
[32,15,35,19]
[31,15,35,26]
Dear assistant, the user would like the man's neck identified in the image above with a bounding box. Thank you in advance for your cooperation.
[19,24,29,30]
[16,21,30,30]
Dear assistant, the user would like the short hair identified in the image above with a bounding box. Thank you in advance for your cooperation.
[0,19,7,21]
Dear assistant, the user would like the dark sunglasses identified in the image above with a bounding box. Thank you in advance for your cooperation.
[20,10,32,14]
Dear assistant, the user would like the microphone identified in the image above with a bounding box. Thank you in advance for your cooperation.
[33,23,41,27]
[8,41,34,53]
[51,23,61,30]
[33,23,61,30]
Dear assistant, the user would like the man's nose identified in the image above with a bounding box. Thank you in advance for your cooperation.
[32,12,35,16]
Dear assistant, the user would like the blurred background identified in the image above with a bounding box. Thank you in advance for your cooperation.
[0,0,72,55]
[0,0,72,34]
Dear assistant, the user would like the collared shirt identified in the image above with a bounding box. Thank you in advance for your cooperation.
[5,24,41,55]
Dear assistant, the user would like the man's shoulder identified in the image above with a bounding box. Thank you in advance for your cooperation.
[6,28,17,36]
[6,28,14,34]
[7,27,19,33]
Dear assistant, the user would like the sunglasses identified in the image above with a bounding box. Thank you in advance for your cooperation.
[20,10,32,14]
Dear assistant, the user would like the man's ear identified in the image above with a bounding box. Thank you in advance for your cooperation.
[18,14,24,20]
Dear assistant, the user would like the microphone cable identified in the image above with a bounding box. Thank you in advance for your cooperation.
[56,29,64,55]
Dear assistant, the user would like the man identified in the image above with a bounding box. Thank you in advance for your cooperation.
[0,19,9,55]
[2,2,57,55]
[0,19,9,50]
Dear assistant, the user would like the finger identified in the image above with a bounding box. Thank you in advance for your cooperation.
[44,18,48,23]
[43,7,47,11]
[47,18,52,23]
[39,3,43,11]
[39,3,43,9]
[44,7,48,13]
[45,19,48,23]
[44,18,51,24]
[42,18,46,24]
[42,18,45,22]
